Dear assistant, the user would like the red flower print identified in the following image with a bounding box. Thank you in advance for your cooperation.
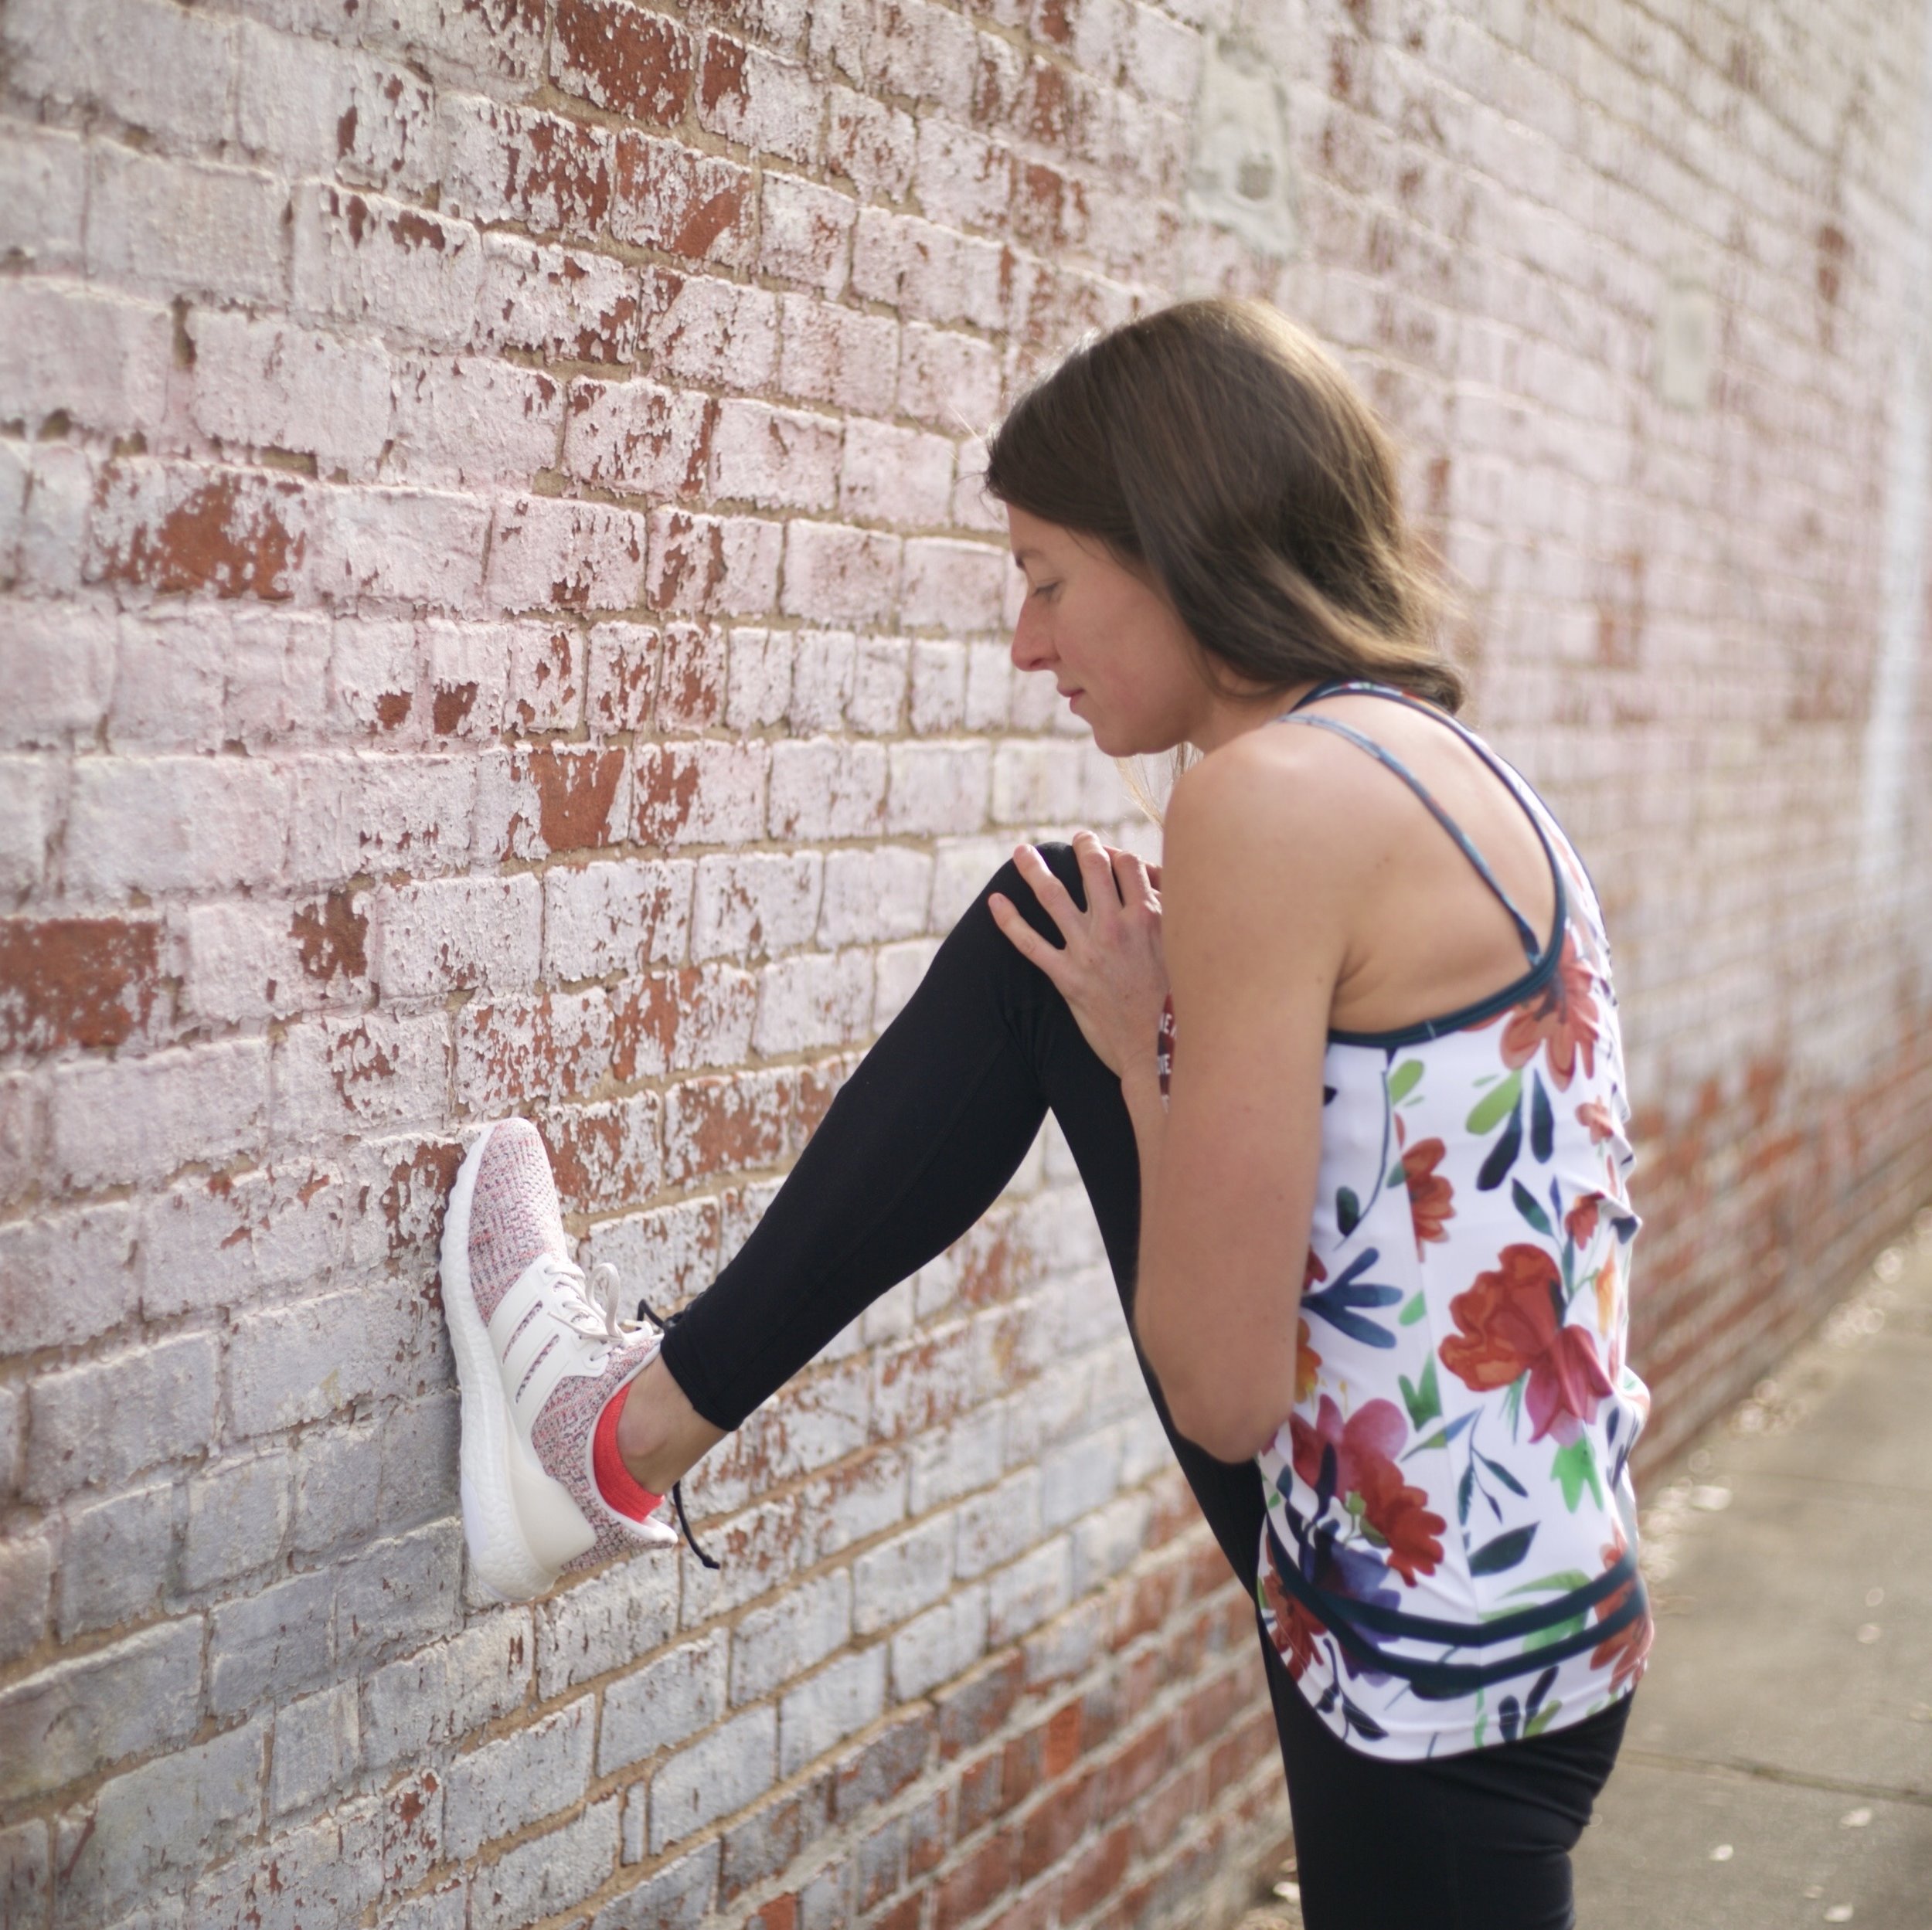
[1564,1193,1601,1247]
[1264,1547,1326,1680]
[1576,1097,1616,1144]
[1590,1540,1652,1694]
[1295,1316,1322,1405]
[1402,1137,1455,1254]
[1496,931,1600,1089]
[1303,1249,1327,1291]
[1291,1396,1446,1584]
[1438,1244,1615,1445]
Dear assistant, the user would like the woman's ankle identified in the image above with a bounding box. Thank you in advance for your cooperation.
[617,1356,724,1495]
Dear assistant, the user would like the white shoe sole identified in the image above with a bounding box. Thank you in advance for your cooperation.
[442,1122,598,1601]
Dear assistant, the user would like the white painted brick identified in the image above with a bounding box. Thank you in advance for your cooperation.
[0,1821,49,1930]
[841,420,956,527]
[641,270,780,389]
[0,601,116,752]
[362,1614,534,1768]
[710,399,842,511]
[588,622,662,732]
[478,233,641,365]
[270,1010,450,1142]
[0,283,172,438]
[753,949,874,1055]
[189,310,393,482]
[0,1202,135,1355]
[0,1619,202,1803]
[597,1840,716,1925]
[902,537,1005,630]
[334,1519,464,1668]
[56,1715,267,1929]
[1070,1490,1150,1595]
[888,1585,988,1701]
[851,1515,954,1636]
[87,145,287,305]
[789,630,855,729]
[0,126,84,272]
[759,172,855,296]
[648,1706,775,1854]
[387,354,564,489]
[778,1646,886,1776]
[781,520,900,623]
[18,442,90,596]
[777,292,898,416]
[471,1799,617,1930]
[691,851,822,961]
[183,1455,293,1592]
[535,1561,679,1699]
[851,637,910,733]
[379,1390,461,1534]
[906,1405,1006,1514]
[227,1282,422,1436]
[291,1423,380,1558]
[818,847,933,946]
[4,0,236,151]
[543,860,695,982]
[769,739,889,840]
[564,378,713,498]
[369,873,543,999]
[187,1798,387,1930]
[207,1568,338,1714]
[886,742,991,836]
[598,1629,729,1774]
[66,756,292,896]
[445,1697,594,1858]
[25,1333,219,1504]
[271,1681,361,1816]
[288,753,476,882]
[1039,1427,1123,1527]
[57,1481,178,1639]
[291,183,485,352]
[724,626,790,729]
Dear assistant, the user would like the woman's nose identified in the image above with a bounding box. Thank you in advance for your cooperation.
[1009,605,1053,673]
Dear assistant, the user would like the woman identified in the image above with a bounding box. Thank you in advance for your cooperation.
[440,298,1651,1928]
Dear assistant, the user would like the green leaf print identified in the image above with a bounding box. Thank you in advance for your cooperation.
[1522,1613,1587,1654]
[1387,1060,1424,1103]
[1337,1187,1362,1236]
[1503,1569,1594,1598]
[1467,1071,1523,1135]
[1553,1438,1604,1512]
[1525,1702,1563,1738]
[1400,1355,1441,1431]
[1511,1179,1554,1238]
[1398,1291,1428,1326]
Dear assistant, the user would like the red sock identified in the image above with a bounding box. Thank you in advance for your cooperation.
[593,1385,662,1522]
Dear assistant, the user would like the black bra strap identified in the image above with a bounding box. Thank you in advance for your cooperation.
[1281,713,1543,963]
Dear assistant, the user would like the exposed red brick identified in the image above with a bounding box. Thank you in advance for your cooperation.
[529,746,628,851]
[554,0,693,123]
[291,890,369,984]
[0,918,161,1053]
[930,1828,1018,1930]
[94,466,308,600]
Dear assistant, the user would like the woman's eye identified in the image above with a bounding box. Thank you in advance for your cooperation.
[1029,581,1059,601]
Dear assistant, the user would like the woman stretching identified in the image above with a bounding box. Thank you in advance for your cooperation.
[439,297,1652,1929]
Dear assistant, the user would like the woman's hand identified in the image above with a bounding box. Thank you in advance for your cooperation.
[987,831,1168,1081]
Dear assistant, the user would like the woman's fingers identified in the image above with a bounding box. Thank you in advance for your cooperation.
[1012,842,1083,936]
[988,890,1067,988]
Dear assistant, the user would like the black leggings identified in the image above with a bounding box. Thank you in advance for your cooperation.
[660,846,1626,1928]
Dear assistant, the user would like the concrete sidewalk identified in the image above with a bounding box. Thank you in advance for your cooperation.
[1234,1218,1932,1930]
[1575,1220,1932,1928]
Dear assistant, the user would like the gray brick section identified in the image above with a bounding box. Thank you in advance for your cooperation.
[0,1534,51,1664]
[289,1422,381,1557]
[208,1568,336,1716]
[889,1587,989,1701]
[954,1468,1042,1578]
[443,1695,593,1860]
[186,1799,385,1930]
[361,1614,532,1769]
[469,1797,617,1930]
[986,1539,1070,1646]
[1,1820,49,1930]
[56,1480,178,1638]
[0,1200,134,1350]
[590,1840,718,1930]
[24,1331,218,1503]
[648,1707,777,1855]
[728,1568,852,1706]
[56,1715,268,1927]
[182,1452,291,1591]
[376,1884,468,1930]
[598,1630,727,1775]
[270,1682,359,1816]
[779,1647,887,1778]
[1038,1428,1122,1529]
[334,1519,463,1667]
[377,1390,459,1532]
[0,1617,202,1803]
[226,1284,420,1436]
[850,1515,954,1636]
[536,1561,679,1699]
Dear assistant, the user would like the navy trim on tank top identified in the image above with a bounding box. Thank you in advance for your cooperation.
[1277,681,1570,1051]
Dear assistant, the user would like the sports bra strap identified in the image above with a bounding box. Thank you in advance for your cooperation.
[1279,712,1544,963]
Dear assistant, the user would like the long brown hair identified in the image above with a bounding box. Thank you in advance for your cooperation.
[982,299,1461,719]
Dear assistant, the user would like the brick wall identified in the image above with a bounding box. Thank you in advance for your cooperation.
[2,2,1930,1927]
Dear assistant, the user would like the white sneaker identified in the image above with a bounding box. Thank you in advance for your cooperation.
[440,1119,677,1600]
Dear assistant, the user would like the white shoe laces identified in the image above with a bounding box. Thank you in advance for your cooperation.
[522,1252,645,1351]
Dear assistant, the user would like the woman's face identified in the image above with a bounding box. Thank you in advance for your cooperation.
[1006,506,1209,757]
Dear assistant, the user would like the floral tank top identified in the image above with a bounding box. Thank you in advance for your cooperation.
[1160,682,1653,1761]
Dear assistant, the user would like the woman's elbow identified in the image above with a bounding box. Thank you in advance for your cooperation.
[1160,1378,1285,1466]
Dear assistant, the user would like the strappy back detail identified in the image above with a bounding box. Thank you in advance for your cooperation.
[1275,681,1568,1048]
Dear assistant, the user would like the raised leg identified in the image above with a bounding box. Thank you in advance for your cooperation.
[635,843,1267,1590]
